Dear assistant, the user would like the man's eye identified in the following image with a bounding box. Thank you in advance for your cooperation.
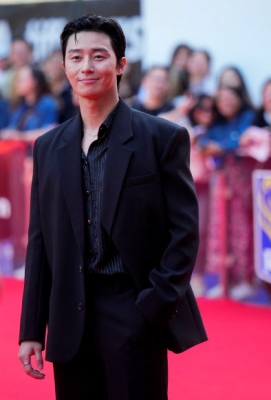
[71,56,80,60]
[95,55,104,59]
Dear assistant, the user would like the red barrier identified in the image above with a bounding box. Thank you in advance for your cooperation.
[216,172,228,298]
[204,170,229,298]
[0,140,30,270]
[0,140,258,297]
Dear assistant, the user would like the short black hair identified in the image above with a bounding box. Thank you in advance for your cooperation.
[60,14,126,86]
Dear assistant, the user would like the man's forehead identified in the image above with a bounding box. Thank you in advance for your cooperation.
[66,31,112,49]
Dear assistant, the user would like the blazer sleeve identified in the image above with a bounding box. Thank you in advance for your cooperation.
[135,126,199,329]
[19,140,51,348]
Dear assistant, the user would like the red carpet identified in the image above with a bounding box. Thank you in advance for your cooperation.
[1,278,271,399]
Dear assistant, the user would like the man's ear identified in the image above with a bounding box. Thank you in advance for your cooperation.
[117,57,127,76]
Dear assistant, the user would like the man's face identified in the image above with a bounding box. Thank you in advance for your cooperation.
[63,31,125,101]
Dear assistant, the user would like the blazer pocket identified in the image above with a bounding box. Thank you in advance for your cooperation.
[124,173,156,187]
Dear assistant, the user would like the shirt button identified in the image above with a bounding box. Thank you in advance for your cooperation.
[89,249,92,253]
[87,220,92,225]
[85,161,88,165]
[79,266,83,273]
[78,302,84,311]
[86,191,90,195]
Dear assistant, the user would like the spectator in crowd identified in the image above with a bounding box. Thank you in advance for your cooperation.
[118,60,138,104]
[217,66,254,110]
[161,94,217,296]
[168,43,191,100]
[0,64,58,141]
[199,86,254,156]
[188,94,217,139]
[159,93,195,131]
[131,66,174,116]
[186,50,215,97]
[42,49,79,123]
[188,95,217,295]
[159,93,216,137]
[1,37,33,102]
[199,86,257,299]
[251,78,271,129]
[170,44,192,71]
[0,50,9,91]
[238,78,271,165]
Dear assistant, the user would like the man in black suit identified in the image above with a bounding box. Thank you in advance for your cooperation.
[18,14,207,400]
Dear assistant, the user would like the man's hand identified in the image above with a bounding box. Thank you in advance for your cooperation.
[18,341,45,379]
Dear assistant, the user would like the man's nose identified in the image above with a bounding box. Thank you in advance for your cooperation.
[81,57,95,73]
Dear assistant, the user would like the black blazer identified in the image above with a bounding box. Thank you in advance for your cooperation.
[19,99,207,363]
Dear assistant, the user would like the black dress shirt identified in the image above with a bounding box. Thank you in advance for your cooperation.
[81,102,127,275]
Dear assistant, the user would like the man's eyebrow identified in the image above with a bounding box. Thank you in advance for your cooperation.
[67,47,110,54]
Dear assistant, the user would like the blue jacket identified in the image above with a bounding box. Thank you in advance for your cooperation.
[9,95,58,131]
[199,109,255,151]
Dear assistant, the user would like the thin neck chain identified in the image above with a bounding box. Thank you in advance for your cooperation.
[83,130,98,138]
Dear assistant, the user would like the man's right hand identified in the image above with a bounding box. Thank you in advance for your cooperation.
[18,341,45,379]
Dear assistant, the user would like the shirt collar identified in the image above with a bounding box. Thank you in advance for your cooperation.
[98,99,120,140]
[80,99,120,140]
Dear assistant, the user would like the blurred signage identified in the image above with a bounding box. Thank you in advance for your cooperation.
[0,1,142,63]
[253,170,271,283]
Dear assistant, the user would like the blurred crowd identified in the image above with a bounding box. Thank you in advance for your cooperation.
[0,38,79,140]
[1,38,271,301]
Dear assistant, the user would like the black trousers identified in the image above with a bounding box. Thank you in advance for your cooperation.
[53,273,168,400]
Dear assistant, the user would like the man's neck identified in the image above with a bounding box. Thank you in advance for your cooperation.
[79,93,119,132]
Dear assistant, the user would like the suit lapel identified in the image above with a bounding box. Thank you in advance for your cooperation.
[57,115,85,258]
[101,99,133,235]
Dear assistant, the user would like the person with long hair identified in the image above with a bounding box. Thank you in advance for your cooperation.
[42,49,79,123]
[217,66,254,110]
[1,64,58,141]
[168,43,191,100]
[199,86,257,299]
[199,85,254,157]
[251,78,271,129]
